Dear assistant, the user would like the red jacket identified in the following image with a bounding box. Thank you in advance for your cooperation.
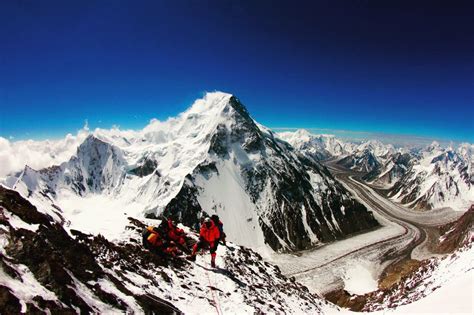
[200,221,220,245]
[167,219,185,244]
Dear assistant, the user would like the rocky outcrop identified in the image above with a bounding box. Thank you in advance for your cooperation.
[337,149,381,173]
[363,152,412,187]
[0,186,181,313]
[0,186,328,314]
[436,205,474,253]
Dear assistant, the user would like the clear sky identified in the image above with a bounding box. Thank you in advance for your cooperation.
[1,0,473,142]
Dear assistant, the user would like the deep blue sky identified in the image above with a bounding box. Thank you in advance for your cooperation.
[1,0,473,142]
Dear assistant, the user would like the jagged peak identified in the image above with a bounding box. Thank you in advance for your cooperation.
[83,133,106,143]
[76,134,113,152]
[183,92,255,125]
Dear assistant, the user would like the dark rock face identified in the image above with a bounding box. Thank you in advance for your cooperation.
[0,186,182,314]
[363,152,411,185]
[129,158,159,177]
[389,173,425,206]
[163,176,203,225]
[436,205,474,253]
[0,285,22,314]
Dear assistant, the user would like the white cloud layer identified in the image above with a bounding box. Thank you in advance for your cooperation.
[0,127,90,179]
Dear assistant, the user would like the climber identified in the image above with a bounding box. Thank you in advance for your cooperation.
[187,217,221,267]
[157,218,170,236]
[166,218,191,253]
[142,225,178,256]
[194,214,206,232]
[210,214,226,245]
[167,218,186,245]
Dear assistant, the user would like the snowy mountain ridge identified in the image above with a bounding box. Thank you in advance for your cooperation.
[278,129,474,212]
[0,97,472,314]
[5,93,379,253]
[278,129,356,160]
[389,142,474,211]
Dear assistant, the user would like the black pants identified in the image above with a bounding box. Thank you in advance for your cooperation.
[193,239,218,254]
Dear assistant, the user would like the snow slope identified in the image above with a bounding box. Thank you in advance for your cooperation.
[363,241,474,313]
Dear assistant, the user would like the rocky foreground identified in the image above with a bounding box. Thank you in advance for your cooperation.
[0,186,331,314]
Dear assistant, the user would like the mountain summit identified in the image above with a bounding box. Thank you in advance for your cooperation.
[11,92,379,252]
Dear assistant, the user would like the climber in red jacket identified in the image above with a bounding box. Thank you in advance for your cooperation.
[166,218,191,254]
[167,218,186,245]
[187,217,221,267]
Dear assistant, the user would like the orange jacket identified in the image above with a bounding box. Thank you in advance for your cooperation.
[146,226,164,247]
[199,221,220,244]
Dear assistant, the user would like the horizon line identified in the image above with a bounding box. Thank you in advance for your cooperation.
[2,124,472,147]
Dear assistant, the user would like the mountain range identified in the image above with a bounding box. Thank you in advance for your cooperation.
[279,129,474,212]
[0,92,472,313]
[4,92,378,252]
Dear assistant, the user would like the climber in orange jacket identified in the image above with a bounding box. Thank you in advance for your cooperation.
[187,217,221,267]
[142,226,178,256]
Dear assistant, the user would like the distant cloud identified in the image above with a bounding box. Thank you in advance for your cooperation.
[1,121,469,181]
[0,127,90,179]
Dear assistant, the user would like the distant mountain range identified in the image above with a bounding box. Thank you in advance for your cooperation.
[279,129,474,211]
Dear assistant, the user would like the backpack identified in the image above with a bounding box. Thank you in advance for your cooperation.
[211,215,224,237]
[142,226,161,249]
[211,214,220,225]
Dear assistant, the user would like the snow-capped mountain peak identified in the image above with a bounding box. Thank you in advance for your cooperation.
[9,93,379,253]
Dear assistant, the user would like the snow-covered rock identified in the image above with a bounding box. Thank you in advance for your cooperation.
[278,129,356,160]
[363,239,474,312]
[363,152,412,187]
[0,185,335,314]
[389,142,474,211]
